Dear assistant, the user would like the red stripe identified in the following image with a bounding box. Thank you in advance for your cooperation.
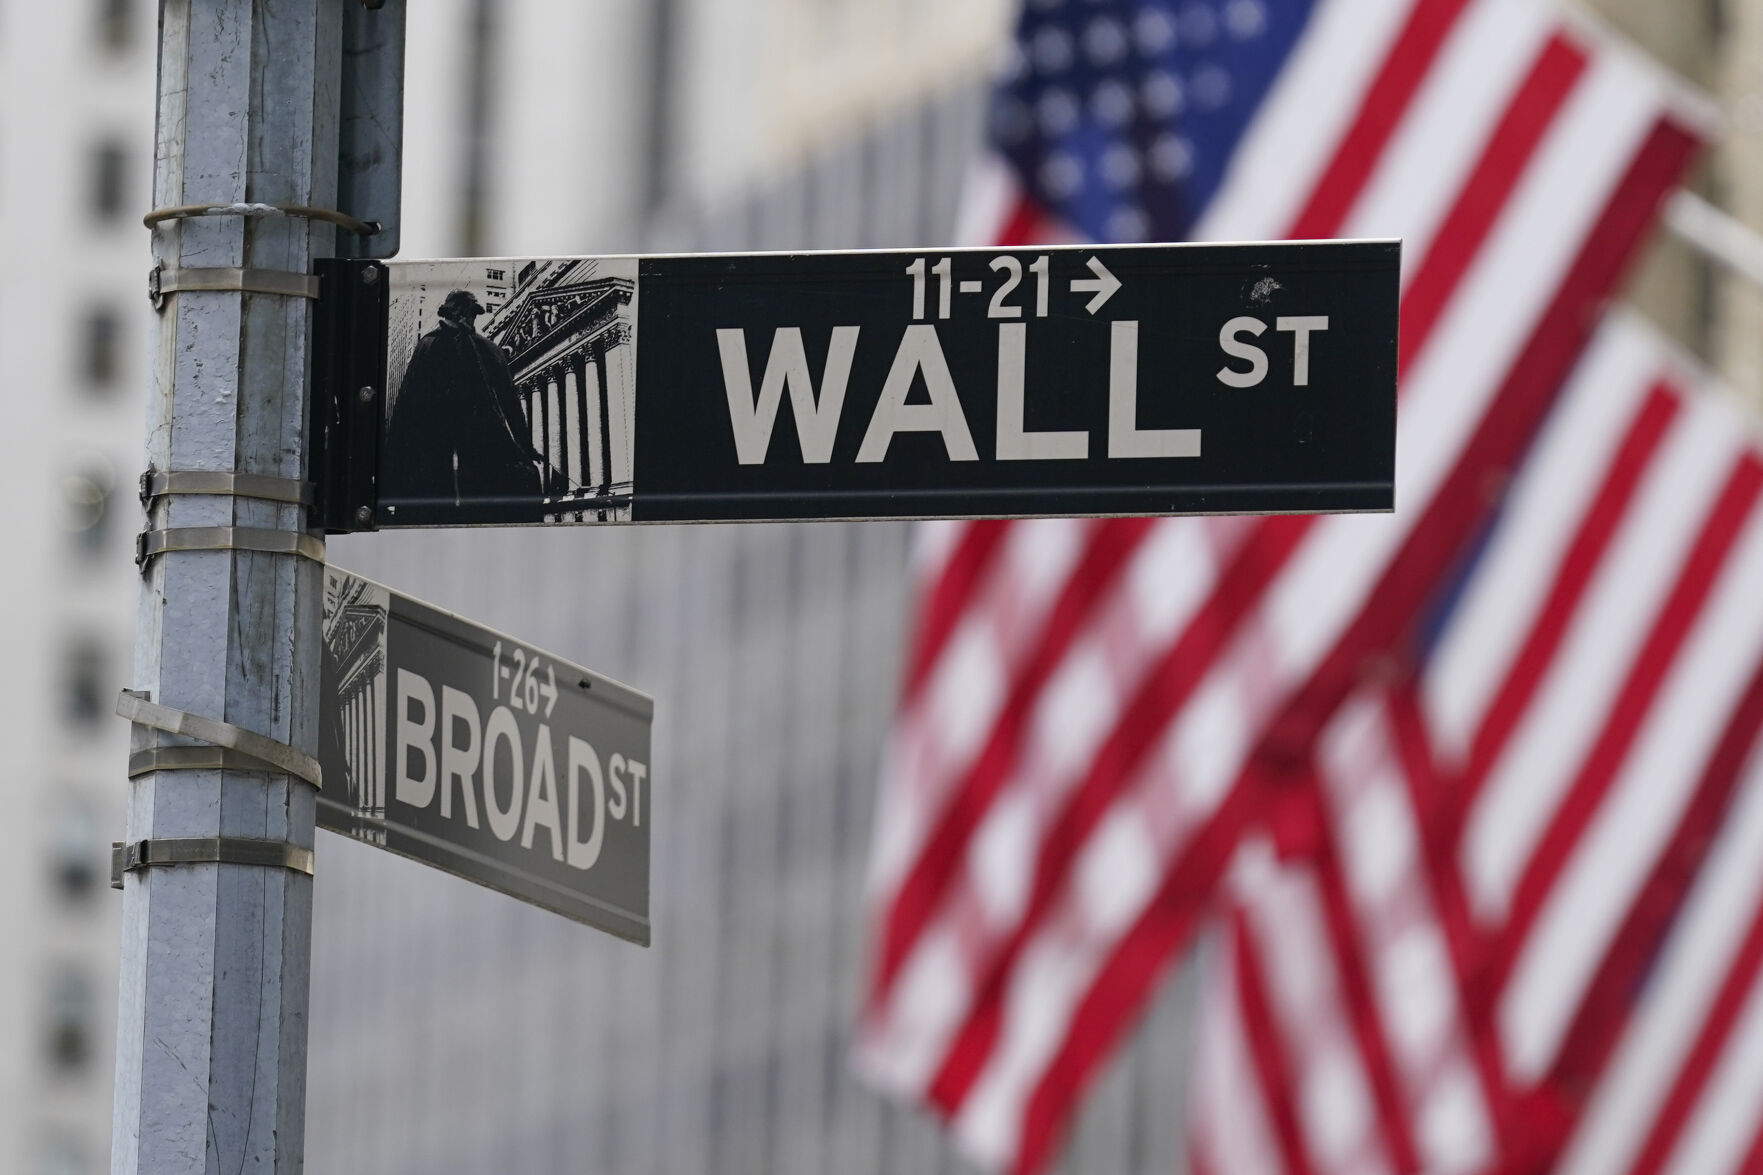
[927,517,1310,1108]
[1490,454,1763,992]
[1460,383,1682,812]
[1397,34,1589,369]
[1543,629,1763,1126]
[1307,782,1424,1173]
[1627,886,1763,1175]
[1010,784,1252,1175]
[996,194,1052,248]
[877,519,1153,996]
[1226,900,1321,1175]
[1002,112,1700,1174]
[1287,0,1479,238]
[902,521,1010,702]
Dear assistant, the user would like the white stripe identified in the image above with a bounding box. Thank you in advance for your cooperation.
[1423,319,1662,760]
[1662,966,1763,1175]
[1465,403,1740,923]
[1195,0,1417,240]
[1501,452,1763,1080]
[954,155,1020,248]
[1553,739,1763,1175]
[1343,0,1555,279]
[1263,512,1403,683]
[1392,48,1657,516]
[911,518,969,585]
[855,928,972,1094]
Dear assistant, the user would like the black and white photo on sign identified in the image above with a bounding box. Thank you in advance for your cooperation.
[320,569,390,842]
[383,258,638,521]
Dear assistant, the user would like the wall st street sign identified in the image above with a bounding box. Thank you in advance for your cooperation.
[319,568,652,943]
[312,240,1397,531]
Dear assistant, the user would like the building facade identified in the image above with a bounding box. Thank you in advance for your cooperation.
[0,2,154,1172]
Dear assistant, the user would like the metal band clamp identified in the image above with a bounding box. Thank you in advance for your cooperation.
[111,837,315,890]
[139,469,314,509]
[136,525,325,571]
[116,689,322,789]
[143,200,379,237]
[149,264,321,309]
[128,745,303,781]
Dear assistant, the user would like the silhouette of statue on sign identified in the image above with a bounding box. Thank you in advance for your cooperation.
[384,290,546,508]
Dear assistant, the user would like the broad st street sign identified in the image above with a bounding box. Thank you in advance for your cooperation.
[311,240,1397,531]
[318,567,652,943]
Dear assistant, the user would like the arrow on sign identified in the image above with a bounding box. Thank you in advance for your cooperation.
[540,663,558,717]
[1070,256,1121,315]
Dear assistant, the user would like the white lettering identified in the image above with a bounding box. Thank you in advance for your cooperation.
[482,705,525,842]
[717,326,858,464]
[439,685,482,828]
[627,760,647,828]
[856,324,979,462]
[1277,315,1329,386]
[608,752,628,820]
[1108,321,1201,459]
[567,737,607,871]
[995,324,1087,460]
[1217,316,1269,388]
[520,724,564,861]
[394,669,436,808]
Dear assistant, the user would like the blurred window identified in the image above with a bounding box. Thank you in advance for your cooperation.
[62,640,107,727]
[59,454,116,555]
[80,306,121,392]
[90,140,128,222]
[96,0,134,53]
[50,802,101,902]
[45,966,94,1073]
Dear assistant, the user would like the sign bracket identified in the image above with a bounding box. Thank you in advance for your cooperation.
[311,258,389,533]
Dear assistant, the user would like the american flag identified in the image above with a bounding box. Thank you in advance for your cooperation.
[857,0,1710,1172]
[1191,312,1763,1175]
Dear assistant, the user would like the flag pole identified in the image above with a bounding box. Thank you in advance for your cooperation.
[1664,189,1763,293]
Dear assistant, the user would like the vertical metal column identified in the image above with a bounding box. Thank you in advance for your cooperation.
[114,2,340,1172]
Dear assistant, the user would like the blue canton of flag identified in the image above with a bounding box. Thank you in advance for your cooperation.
[992,0,1318,242]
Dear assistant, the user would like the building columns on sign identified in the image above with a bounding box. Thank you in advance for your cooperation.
[562,362,584,488]
[580,348,607,492]
[526,383,544,459]
[602,325,636,491]
[370,674,385,814]
[545,366,567,491]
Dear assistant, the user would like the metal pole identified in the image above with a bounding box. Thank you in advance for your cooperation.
[113,2,340,1172]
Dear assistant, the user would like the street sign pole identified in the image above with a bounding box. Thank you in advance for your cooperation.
[114,3,340,1171]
